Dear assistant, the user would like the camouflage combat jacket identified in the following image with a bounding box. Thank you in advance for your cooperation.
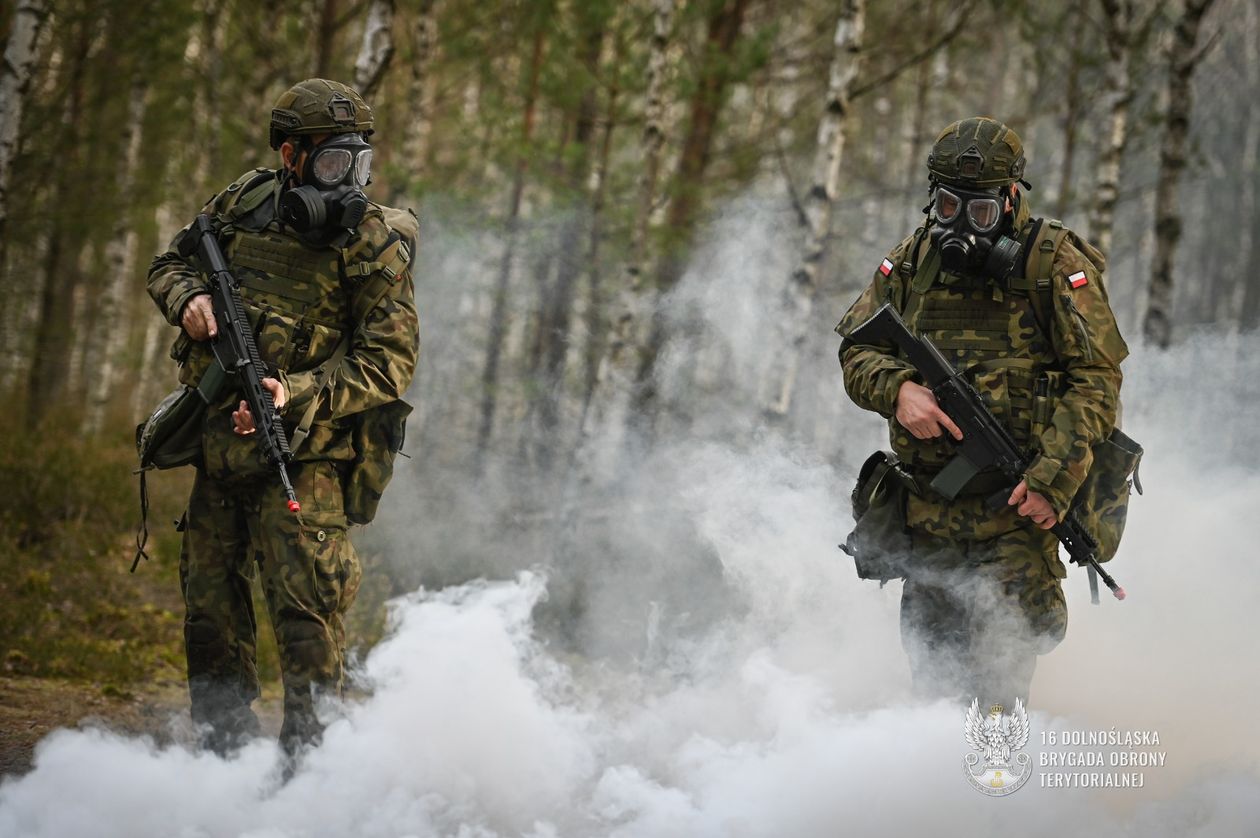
[147,168,420,481]
[836,198,1129,545]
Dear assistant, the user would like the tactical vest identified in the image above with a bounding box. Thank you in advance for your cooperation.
[173,169,416,476]
[889,218,1099,487]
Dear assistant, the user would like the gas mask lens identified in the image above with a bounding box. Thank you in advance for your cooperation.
[312,148,353,186]
[934,188,961,222]
[933,187,1001,232]
[965,197,1002,233]
[353,147,372,187]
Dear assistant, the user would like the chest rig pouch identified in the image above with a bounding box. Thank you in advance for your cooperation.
[894,219,1142,565]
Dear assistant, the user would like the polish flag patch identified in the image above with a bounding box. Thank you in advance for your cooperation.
[879,258,895,276]
[1068,270,1089,289]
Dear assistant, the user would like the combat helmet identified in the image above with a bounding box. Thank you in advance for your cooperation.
[926,117,1028,189]
[269,78,374,150]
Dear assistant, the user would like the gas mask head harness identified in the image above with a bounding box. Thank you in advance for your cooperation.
[927,180,1022,280]
[278,130,373,238]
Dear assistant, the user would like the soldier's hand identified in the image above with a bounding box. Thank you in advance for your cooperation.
[895,380,964,441]
[181,294,217,341]
[231,378,287,435]
[1007,480,1057,529]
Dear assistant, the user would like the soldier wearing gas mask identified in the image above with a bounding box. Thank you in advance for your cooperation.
[835,117,1129,708]
[146,78,419,758]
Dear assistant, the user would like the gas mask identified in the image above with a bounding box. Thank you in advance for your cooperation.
[279,132,373,237]
[928,184,1022,280]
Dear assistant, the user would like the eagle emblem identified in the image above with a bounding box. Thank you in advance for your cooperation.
[962,697,1034,796]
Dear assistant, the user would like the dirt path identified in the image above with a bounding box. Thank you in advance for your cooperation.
[0,676,282,779]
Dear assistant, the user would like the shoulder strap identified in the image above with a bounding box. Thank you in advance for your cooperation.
[901,230,940,327]
[290,335,352,453]
[342,231,412,324]
[1005,217,1069,345]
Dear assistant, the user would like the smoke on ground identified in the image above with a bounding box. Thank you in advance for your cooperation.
[2,197,1258,837]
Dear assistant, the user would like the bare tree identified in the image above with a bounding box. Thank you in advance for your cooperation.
[476,24,547,470]
[399,0,437,197]
[761,0,866,419]
[535,10,608,457]
[24,19,94,426]
[0,0,50,249]
[1233,0,1260,329]
[1088,0,1162,258]
[314,0,342,77]
[584,0,675,437]
[634,0,751,417]
[83,78,149,436]
[1144,0,1219,348]
[354,0,396,98]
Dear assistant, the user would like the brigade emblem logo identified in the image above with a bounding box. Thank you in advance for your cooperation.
[963,697,1033,796]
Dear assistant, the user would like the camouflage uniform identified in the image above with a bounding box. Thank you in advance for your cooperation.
[147,167,419,752]
[836,127,1128,707]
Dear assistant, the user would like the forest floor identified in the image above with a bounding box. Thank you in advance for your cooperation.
[0,425,328,780]
[0,676,284,778]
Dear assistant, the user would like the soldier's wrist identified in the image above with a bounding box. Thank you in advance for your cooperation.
[1023,455,1076,519]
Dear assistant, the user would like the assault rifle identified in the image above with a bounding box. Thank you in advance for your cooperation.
[846,302,1124,601]
[178,214,302,515]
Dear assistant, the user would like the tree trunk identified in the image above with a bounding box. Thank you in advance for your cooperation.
[1055,54,1082,222]
[82,77,149,436]
[0,0,49,251]
[760,0,865,419]
[399,0,437,198]
[584,0,674,442]
[1088,0,1136,259]
[1144,0,1218,348]
[24,21,91,427]
[535,15,607,458]
[475,26,546,471]
[579,40,621,422]
[192,0,227,193]
[133,198,184,423]
[353,0,395,98]
[634,0,751,416]
[1232,0,1260,329]
[314,0,341,77]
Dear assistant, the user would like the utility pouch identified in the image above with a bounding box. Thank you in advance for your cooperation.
[343,398,413,525]
[1071,427,1143,563]
[135,362,227,470]
[841,451,917,583]
[132,362,228,572]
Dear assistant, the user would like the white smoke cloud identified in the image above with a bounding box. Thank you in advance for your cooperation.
[3,199,1259,837]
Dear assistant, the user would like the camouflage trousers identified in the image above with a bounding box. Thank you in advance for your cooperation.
[180,460,361,754]
[898,521,1067,711]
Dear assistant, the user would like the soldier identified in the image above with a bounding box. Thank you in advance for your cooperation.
[836,117,1129,708]
[146,79,419,755]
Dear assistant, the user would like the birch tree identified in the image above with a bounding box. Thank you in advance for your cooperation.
[585,0,675,439]
[1144,0,1219,348]
[354,0,395,98]
[634,0,752,417]
[1238,2,1260,330]
[760,0,865,419]
[82,78,149,436]
[0,0,50,249]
